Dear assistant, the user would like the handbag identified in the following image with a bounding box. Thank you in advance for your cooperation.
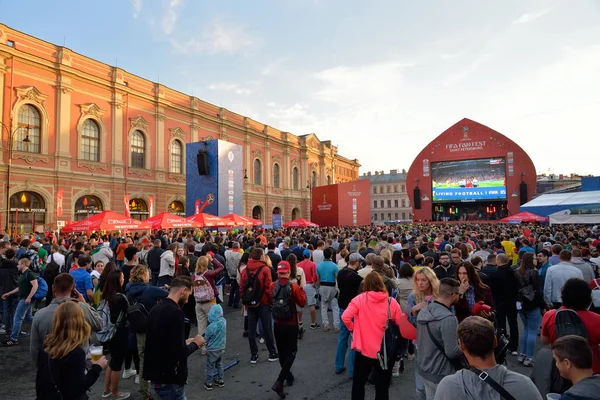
[517,270,535,302]
[469,367,516,400]
[426,323,469,371]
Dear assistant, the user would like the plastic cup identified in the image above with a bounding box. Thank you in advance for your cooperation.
[90,345,103,362]
[546,394,561,400]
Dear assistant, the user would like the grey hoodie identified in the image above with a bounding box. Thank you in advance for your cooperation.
[416,300,462,383]
[434,364,542,400]
[561,375,600,400]
[571,258,595,283]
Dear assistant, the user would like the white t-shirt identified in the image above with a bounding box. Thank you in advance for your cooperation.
[91,270,101,280]
[48,252,65,269]
[312,249,325,265]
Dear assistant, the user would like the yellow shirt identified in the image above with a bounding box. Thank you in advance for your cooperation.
[501,240,518,264]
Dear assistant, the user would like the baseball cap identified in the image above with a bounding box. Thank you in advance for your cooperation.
[31,241,41,249]
[543,242,552,247]
[349,253,364,262]
[277,261,291,273]
[303,249,311,258]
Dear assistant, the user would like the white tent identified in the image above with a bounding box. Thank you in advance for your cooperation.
[549,209,600,225]
[521,190,600,217]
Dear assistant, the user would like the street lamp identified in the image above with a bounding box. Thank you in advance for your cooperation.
[2,122,30,235]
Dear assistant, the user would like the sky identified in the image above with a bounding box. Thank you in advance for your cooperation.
[2,0,599,176]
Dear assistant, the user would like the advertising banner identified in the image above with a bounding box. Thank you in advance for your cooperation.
[272,214,282,229]
[124,194,130,217]
[56,189,64,217]
[312,179,371,226]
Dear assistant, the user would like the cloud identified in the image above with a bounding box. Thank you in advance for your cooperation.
[513,8,552,24]
[208,82,253,96]
[161,0,183,35]
[170,20,254,54]
[131,0,142,19]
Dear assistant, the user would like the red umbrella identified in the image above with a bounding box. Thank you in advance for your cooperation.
[144,212,193,230]
[500,211,549,224]
[283,218,319,228]
[187,213,235,228]
[222,213,256,227]
[61,211,151,232]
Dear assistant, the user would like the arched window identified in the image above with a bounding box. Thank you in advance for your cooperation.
[311,170,318,188]
[253,159,262,185]
[168,200,185,216]
[273,163,280,188]
[252,205,263,221]
[131,130,145,168]
[81,119,100,161]
[292,167,299,190]
[9,191,46,233]
[129,198,149,221]
[291,207,300,220]
[16,105,41,153]
[74,195,104,221]
[326,175,332,185]
[170,140,183,174]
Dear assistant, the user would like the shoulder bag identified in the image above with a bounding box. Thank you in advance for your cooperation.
[426,323,468,371]
[469,366,516,400]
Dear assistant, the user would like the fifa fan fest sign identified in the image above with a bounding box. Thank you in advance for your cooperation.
[311,179,370,227]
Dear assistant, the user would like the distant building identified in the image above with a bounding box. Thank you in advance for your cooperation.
[536,174,582,195]
[360,169,412,223]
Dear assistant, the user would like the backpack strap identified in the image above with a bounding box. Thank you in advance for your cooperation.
[593,279,600,290]
[469,367,516,400]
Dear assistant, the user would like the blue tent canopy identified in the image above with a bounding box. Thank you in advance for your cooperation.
[520,191,600,217]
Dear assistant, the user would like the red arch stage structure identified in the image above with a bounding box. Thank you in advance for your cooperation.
[406,118,536,222]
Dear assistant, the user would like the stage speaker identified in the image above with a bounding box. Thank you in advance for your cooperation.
[413,187,421,209]
[519,182,528,205]
[197,150,209,175]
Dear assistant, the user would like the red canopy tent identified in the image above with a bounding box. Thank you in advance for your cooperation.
[500,211,549,224]
[186,213,235,228]
[61,211,152,232]
[144,212,193,230]
[222,213,260,227]
[283,218,319,228]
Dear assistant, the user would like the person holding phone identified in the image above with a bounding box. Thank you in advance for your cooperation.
[454,262,494,323]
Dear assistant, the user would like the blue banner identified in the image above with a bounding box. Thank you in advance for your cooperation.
[432,187,507,202]
[272,214,282,229]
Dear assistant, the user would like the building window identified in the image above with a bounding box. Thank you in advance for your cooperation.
[401,199,406,208]
[395,212,399,219]
[387,200,391,208]
[292,167,299,190]
[9,191,46,234]
[388,213,391,220]
[129,198,148,221]
[380,200,384,208]
[373,186,377,194]
[387,185,391,193]
[273,163,280,188]
[17,105,41,153]
[81,119,100,161]
[74,195,103,221]
[380,213,384,220]
[131,130,145,168]
[254,159,262,185]
[168,200,185,216]
[374,213,378,221]
[401,184,405,192]
[407,199,411,207]
[394,199,399,207]
[373,200,377,209]
[394,185,398,193]
[402,212,406,220]
[170,140,183,174]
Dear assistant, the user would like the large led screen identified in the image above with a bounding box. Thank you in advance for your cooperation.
[431,158,506,202]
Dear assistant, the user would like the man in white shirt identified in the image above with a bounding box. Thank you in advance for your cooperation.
[48,244,65,270]
[312,240,325,266]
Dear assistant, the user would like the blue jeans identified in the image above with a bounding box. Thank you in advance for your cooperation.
[519,307,542,359]
[154,384,186,400]
[206,349,225,384]
[2,295,18,332]
[414,347,426,400]
[11,299,33,341]
[335,308,355,376]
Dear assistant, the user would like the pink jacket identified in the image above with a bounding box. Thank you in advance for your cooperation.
[342,291,402,359]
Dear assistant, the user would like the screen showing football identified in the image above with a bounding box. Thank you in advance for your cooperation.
[431,158,507,202]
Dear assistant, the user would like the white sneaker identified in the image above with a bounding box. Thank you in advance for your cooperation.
[134,375,140,384]
[392,362,400,377]
[259,337,265,344]
[122,369,137,379]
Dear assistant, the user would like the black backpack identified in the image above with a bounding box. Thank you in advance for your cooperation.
[42,254,60,283]
[127,292,149,333]
[271,281,294,320]
[241,266,265,307]
[377,297,401,371]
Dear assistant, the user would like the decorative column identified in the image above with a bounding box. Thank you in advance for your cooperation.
[154,84,166,183]
[111,67,126,179]
[54,52,74,171]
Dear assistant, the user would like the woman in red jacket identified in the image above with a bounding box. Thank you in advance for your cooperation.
[194,254,224,340]
[454,262,494,322]
[342,272,402,400]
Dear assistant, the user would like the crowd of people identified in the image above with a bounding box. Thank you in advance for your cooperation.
[1,222,600,400]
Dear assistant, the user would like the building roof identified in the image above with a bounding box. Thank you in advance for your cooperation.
[522,191,600,207]
[360,172,407,183]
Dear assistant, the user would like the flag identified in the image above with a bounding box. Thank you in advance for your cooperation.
[149,195,155,217]
[56,189,64,217]
[124,194,130,218]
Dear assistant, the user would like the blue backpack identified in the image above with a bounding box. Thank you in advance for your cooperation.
[32,276,48,301]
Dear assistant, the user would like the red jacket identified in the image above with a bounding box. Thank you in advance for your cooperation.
[270,278,307,325]
[240,259,273,306]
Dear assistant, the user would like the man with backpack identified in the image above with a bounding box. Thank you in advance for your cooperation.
[239,247,278,364]
[541,278,600,374]
[41,244,62,306]
[1,258,39,346]
[434,316,542,400]
[270,260,307,399]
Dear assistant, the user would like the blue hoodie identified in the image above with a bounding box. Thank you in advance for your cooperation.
[203,304,226,351]
[125,281,168,312]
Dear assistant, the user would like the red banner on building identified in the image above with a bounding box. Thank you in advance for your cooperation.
[124,194,131,217]
[195,199,201,215]
[56,189,64,217]
[149,195,155,217]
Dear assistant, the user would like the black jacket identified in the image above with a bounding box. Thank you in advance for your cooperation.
[147,247,165,275]
[36,347,102,400]
[434,264,456,280]
[0,258,18,295]
[143,298,199,385]
[337,267,363,309]
[489,263,520,304]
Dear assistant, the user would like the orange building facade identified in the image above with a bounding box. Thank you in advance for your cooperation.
[0,25,360,233]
